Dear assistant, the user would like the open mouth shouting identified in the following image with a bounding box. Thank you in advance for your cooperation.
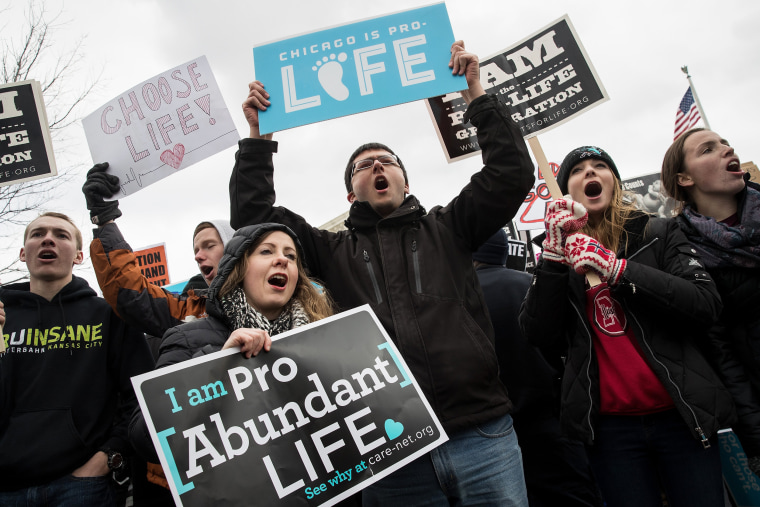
[200,265,214,282]
[584,181,603,198]
[268,273,288,289]
[38,250,58,261]
[726,159,742,174]
[374,176,389,192]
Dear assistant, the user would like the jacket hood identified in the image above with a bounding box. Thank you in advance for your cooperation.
[205,223,303,318]
[207,219,236,247]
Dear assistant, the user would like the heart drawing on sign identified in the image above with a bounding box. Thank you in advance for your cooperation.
[384,419,404,440]
[160,143,185,169]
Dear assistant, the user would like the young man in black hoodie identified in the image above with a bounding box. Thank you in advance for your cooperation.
[0,212,153,505]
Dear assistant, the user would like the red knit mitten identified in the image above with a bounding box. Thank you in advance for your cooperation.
[542,198,588,264]
[564,233,627,285]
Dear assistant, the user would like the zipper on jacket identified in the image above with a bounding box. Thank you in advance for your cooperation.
[619,237,658,294]
[696,427,711,449]
[411,240,422,294]
[363,250,383,304]
[625,237,659,262]
[629,311,710,448]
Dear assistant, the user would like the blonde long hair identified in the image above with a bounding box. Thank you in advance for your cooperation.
[219,232,334,322]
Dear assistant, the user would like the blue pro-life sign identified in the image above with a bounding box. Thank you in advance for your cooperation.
[253,2,465,134]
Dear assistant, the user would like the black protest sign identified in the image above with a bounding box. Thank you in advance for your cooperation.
[621,172,676,218]
[506,238,528,272]
[132,306,447,507]
[0,80,57,186]
[426,15,608,162]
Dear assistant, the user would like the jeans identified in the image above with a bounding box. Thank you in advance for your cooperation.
[586,409,723,507]
[0,474,115,507]
[362,413,528,506]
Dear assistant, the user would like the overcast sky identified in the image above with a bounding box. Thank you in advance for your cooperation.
[3,0,759,291]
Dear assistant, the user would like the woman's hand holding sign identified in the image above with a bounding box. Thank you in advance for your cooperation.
[223,327,272,358]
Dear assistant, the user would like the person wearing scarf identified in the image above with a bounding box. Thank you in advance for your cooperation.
[128,223,334,467]
[155,222,332,366]
[662,128,760,479]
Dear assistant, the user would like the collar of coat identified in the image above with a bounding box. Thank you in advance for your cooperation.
[345,195,426,231]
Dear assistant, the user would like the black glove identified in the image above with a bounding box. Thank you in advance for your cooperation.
[82,162,122,225]
[750,455,760,478]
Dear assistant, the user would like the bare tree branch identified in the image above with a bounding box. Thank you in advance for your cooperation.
[0,0,100,280]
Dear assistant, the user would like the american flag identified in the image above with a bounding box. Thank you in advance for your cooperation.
[674,87,701,140]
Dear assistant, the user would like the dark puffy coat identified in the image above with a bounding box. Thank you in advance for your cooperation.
[519,212,736,445]
[229,94,536,432]
[475,265,560,426]
[676,181,760,455]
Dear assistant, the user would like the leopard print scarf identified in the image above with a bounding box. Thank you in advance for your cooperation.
[220,286,310,336]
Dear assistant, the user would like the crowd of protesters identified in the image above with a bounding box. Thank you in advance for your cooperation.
[0,37,758,507]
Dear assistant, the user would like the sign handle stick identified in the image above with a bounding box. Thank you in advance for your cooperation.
[528,137,601,287]
[0,323,4,354]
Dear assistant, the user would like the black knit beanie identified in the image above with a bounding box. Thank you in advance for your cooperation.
[557,146,621,194]
[472,229,509,266]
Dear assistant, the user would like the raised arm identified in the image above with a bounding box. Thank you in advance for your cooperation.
[91,223,207,337]
[439,41,535,249]
[449,40,485,104]
[242,80,274,141]
[85,165,206,337]
[229,80,334,284]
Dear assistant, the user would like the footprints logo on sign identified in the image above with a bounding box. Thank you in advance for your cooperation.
[312,53,349,101]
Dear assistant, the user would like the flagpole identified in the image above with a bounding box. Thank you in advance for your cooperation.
[680,66,711,130]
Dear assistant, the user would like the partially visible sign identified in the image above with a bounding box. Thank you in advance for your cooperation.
[132,306,447,506]
[506,238,528,272]
[719,430,760,507]
[0,80,57,186]
[426,15,608,162]
[742,161,759,184]
[514,162,558,232]
[82,56,238,198]
[253,2,465,134]
[621,172,676,218]
[133,243,170,287]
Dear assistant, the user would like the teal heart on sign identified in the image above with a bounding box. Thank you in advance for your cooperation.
[384,419,404,440]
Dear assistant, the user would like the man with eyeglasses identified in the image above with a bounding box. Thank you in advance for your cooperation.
[230,41,535,505]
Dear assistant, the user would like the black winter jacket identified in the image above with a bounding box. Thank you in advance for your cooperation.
[475,265,560,430]
[519,212,736,445]
[0,277,153,490]
[229,94,536,432]
[676,181,760,455]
